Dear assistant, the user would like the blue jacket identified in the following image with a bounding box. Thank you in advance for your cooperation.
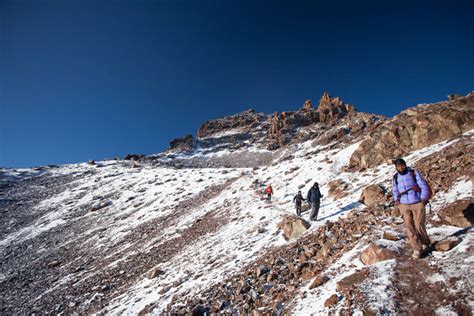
[392,168,429,205]
[306,187,321,203]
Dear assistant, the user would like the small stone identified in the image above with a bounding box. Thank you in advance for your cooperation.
[360,243,398,265]
[309,275,328,289]
[47,261,60,268]
[383,231,400,241]
[435,238,461,252]
[147,268,165,279]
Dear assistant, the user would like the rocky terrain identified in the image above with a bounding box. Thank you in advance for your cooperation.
[1,92,473,315]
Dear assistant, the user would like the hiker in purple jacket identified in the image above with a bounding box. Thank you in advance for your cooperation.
[391,158,431,259]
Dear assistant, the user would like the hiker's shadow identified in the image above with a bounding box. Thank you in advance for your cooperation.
[422,225,473,258]
[316,201,362,222]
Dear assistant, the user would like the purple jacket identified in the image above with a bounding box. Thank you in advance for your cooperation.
[392,168,429,205]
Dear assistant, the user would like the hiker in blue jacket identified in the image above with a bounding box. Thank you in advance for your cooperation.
[392,158,431,259]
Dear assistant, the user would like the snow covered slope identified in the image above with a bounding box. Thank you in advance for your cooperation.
[1,96,473,315]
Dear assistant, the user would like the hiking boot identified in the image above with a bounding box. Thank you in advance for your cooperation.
[412,250,421,259]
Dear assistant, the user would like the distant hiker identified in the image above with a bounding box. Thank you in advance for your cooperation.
[253,179,259,190]
[392,158,431,259]
[293,190,305,216]
[265,184,274,201]
[307,182,322,221]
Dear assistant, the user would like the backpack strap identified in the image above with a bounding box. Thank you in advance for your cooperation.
[394,169,418,185]
[410,169,417,183]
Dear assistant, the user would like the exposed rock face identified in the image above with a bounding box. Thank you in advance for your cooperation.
[196,109,265,139]
[360,242,398,265]
[438,199,474,228]
[359,184,386,207]
[124,154,145,161]
[410,133,473,207]
[2,92,474,316]
[349,93,474,170]
[302,99,314,110]
[267,93,357,149]
[169,134,194,151]
[166,93,377,163]
[318,92,355,115]
[277,215,311,240]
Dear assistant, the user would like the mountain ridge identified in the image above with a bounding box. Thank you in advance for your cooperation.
[0,91,473,315]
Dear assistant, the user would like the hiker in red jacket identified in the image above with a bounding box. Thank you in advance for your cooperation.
[265,184,273,201]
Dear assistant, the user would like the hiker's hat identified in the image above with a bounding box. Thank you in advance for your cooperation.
[393,158,406,166]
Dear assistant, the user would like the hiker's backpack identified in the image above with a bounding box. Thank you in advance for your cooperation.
[393,169,433,200]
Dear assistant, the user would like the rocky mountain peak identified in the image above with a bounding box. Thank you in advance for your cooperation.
[196,108,265,140]
[318,92,356,113]
[1,92,473,315]
[302,99,314,110]
[318,92,343,108]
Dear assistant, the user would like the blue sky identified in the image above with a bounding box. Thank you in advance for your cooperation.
[1,0,473,167]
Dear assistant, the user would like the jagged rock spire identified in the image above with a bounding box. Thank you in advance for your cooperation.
[318,92,343,109]
[302,99,313,110]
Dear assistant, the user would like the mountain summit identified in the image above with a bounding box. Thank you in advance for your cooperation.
[1,92,473,315]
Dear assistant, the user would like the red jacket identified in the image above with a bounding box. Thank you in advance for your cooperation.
[265,186,273,195]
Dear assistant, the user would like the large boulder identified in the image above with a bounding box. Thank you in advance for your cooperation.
[359,184,386,207]
[277,215,311,240]
[438,199,474,228]
[336,269,369,292]
[435,238,461,252]
[360,242,399,265]
[324,294,340,308]
[328,179,352,200]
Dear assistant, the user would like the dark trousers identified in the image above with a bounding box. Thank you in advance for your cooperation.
[295,202,302,216]
[310,200,320,221]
